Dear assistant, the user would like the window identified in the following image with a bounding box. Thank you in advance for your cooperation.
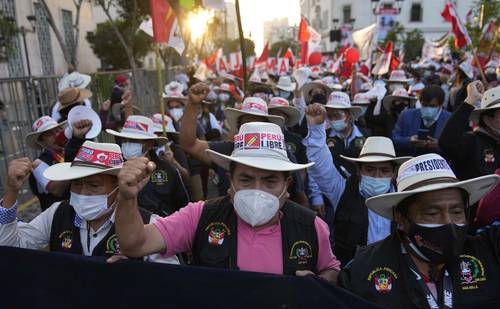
[34,2,55,75]
[342,5,351,24]
[410,3,422,22]
[62,10,75,59]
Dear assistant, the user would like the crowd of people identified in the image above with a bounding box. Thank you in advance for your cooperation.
[1,54,500,308]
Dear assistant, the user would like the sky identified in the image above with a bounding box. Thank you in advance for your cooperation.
[228,0,301,55]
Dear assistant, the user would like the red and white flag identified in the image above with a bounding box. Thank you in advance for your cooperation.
[441,1,472,49]
[371,41,399,75]
[282,48,295,67]
[194,49,222,81]
[298,17,321,65]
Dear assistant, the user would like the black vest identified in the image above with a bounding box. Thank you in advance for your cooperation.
[339,229,500,309]
[325,129,365,177]
[333,179,368,267]
[49,201,151,258]
[192,196,319,275]
[465,130,499,180]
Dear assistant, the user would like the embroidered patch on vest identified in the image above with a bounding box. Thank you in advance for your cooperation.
[151,170,168,185]
[483,149,496,164]
[367,267,398,294]
[105,234,121,255]
[205,222,230,246]
[286,142,297,153]
[289,241,313,265]
[459,254,487,290]
[326,138,336,148]
[354,137,365,149]
[58,230,73,250]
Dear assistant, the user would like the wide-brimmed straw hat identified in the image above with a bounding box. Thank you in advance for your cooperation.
[385,70,411,83]
[106,115,167,145]
[341,136,411,164]
[352,93,373,105]
[58,72,91,91]
[224,97,284,131]
[151,113,178,135]
[44,141,124,181]
[26,116,67,149]
[302,80,332,103]
[470,86,500,123]
[325,92,363,120]
[382,88,417,111]
[163,81,188,104]
[366,153,500,220]
[57,87,92,112]
[206,122,314,172]
[276,76,296,92]
[268,97,301,127]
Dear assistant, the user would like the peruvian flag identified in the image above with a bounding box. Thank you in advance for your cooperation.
[441,1,472,49]
[298,17,321,65]
[282,48,295,67]
[194,49,222,81]
[371,41,399,75]
[256,41,270,64]
[146,0,185,54]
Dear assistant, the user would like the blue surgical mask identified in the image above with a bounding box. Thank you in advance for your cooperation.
[121,142,144,160]
[330,118,348,132]
[420,106,440,120]
[359,175,392,198]
[279,90,291,99]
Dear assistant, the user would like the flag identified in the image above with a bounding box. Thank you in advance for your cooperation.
[352,23,376,61]
[194,48,221,81]
[479,19,498,42]
[147,0,185,54]
[465,9,473,25]
[256,41,270,64]
[372,41,398,75]
[282,48,295,67]
[441,1,472,49]
[421,34,451,61]
[298,17,321,65]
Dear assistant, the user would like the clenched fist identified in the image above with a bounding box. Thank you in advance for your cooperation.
[465,80,485,106]
[188,82,209,106]
[305,103,327,125]
[6,158,33,192]
[72,119,93,139]
[118,157,156,200]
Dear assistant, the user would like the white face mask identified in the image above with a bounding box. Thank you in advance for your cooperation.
[232,186,286,227]
[121,142,143,160]
[70,187,117,221]
[170,108,184,122]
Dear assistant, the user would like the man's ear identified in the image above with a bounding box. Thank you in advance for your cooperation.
[394,208,409,232]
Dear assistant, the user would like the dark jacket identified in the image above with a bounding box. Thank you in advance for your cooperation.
[439,103,500,180]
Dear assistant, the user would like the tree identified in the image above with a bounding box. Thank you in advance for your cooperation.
[270,40,300,57]
[39,0,84,67]
[465,0,500,53]
[224,38,255,56]
[86,20,151,70]
[383,22,405,52]
[0,10,18,62]
[403,29,425,61]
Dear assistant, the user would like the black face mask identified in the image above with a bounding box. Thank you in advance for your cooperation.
[406,223,468,264]
[311,93,327,104]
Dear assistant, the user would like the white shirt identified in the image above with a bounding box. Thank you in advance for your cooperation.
[0,201,178,264]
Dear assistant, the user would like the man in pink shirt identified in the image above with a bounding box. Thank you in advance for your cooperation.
[114,121,341,283]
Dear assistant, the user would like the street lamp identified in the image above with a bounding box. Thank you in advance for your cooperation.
[20,15,36,77]
[371,0,380,14]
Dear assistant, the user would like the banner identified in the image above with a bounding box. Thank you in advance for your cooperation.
[421,34,451,61]
[0,247,382,309]
[352,24,377,61]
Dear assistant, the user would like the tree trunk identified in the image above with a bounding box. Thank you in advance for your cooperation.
[39,0,72,67]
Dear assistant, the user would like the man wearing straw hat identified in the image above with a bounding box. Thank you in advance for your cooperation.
[114,122,341,283]
[440,82,500,180]
[303,103,411,265]
[0,141,178,264]
[106,115,189,216]
[339,153,500,308]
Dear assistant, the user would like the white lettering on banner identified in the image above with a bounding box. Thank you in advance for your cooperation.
[397,159,452,183]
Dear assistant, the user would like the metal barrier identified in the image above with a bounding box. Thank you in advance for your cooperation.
[0,68,180,201]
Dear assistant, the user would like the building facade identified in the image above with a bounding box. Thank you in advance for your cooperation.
[300,0,476,53]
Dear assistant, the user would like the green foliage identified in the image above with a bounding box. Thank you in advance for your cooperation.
[466,0,500,53]
[404,29,425,61]
[270,40,300,57]
[86,20,151,70]
[383,22,405,48]
[224,38,255,56]
[0,10,19,62]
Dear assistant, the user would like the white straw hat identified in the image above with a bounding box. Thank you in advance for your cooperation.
[470,86,500,123]
[44,141,124,181]
[352,93,373,105]
[268,97,301,127]
[206,122,314,171]
[26,116,67,149]
[106,115,167,145]
[163,81,188,104]
[341,136,411,164]
[224,97,284,131]
[366,153,500,220]
[276,76,296,92]
[325,91,363,120]
[151,113,178,135]
[385,70,411,83]
[58,72,91,91]
[382,88,417,111]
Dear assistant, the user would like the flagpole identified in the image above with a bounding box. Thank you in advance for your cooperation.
[235,0,248,92]
[155,44,168,137]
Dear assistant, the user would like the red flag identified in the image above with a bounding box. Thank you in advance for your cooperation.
[257,42,269,64]
[298,18,311,43]
[282,48,295,67]
[149,0,176,43]
[441,2,471,49]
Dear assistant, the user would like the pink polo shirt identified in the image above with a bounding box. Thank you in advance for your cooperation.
[153,201,341,275]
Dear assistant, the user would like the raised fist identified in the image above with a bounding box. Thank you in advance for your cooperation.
[305,103,327,125]
[6,158,33,192]
[188,83,209,106]
[117,157,156,200]
[465,80,485,106]
[72,119,93,139]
